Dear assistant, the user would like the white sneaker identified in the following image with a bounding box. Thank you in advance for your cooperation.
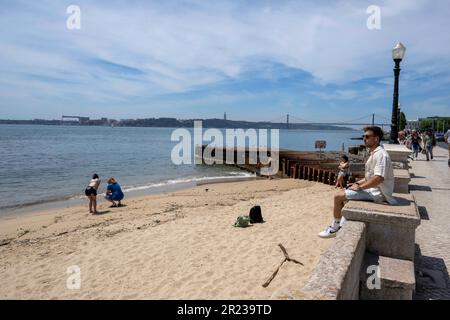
[318,226,340,238]
[339,216,347,227]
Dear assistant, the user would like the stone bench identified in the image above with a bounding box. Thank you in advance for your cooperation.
[271,207,417,300]
[394,168,411,194]
[342,193,420,261]
[392,161,411,170]
[383,144,411,169]
[359,252,415,300]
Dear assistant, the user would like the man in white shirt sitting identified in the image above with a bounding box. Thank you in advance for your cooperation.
[319,126,397,238]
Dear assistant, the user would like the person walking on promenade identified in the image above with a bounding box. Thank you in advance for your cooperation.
[85,174,101,214]
[105,177,124,207]
[409,130,421,160]
[423,130,434,161]
[398,131,408,145]
[318,126,396,238]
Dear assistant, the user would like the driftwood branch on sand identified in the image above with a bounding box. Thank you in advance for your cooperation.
[262,243,304,288]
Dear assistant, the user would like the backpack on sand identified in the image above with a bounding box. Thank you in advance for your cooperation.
[249,205,264,223]
[234,215,250,228]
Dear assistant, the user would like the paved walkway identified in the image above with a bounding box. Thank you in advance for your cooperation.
[410,144,450,300]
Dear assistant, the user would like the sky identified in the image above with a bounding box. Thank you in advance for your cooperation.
[1,0,450,123]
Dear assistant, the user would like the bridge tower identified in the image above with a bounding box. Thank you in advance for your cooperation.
[286,114,289,129]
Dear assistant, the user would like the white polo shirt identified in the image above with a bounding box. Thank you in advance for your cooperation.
[365,145,397,204]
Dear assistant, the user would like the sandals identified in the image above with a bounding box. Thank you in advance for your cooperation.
[109,203,124,208]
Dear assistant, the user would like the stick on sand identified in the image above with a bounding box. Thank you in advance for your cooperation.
[262,244,304,288]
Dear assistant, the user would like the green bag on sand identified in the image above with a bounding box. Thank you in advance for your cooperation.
[234,215,250,228]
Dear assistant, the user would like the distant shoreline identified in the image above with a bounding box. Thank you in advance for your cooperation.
[0,119,356,131]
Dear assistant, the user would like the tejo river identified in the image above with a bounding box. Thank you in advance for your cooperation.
[0,124,362,213]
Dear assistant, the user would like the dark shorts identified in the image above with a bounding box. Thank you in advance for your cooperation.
[85,187,97,197]
[105,194,124,201]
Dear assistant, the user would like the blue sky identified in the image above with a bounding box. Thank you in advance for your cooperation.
[1,0,450,122]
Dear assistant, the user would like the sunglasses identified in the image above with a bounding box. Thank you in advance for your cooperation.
[362,134,375,139]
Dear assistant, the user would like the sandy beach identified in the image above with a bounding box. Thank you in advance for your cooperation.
[0,178,335,299]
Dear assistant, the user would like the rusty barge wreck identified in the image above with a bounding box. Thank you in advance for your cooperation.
[195,145,367,186]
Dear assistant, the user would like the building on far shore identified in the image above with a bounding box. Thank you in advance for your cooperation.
[406,119,420,131]
[405,116,450,132]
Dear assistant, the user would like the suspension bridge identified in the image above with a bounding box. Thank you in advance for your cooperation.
[263,113,392,129]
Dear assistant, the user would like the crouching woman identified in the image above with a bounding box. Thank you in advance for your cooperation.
[105,177,124,207]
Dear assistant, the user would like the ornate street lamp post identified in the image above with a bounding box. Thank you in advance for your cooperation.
[390,42,406,143]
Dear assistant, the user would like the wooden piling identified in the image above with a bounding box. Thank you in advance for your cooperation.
[294,163,300,179]
[324,171,329,184]
[197,144,365,182]
[308,167,313,181]
[329,172,336,185]
[318,169,324,183]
